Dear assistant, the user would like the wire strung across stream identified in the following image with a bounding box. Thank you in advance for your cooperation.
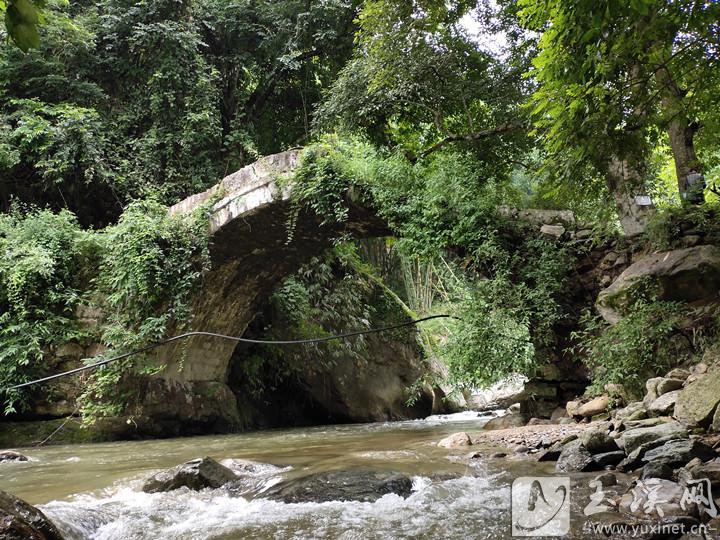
[4,314,460,392]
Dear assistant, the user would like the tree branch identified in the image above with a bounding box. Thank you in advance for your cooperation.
[418,121,522,159]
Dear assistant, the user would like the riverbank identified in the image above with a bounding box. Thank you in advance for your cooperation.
[433,369,720,539]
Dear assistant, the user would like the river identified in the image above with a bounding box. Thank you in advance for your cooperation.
[1,412,607,539]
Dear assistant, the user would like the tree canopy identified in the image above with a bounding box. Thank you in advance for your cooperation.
[2,0,720,415]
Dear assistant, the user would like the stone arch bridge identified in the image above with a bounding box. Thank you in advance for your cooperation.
[126,150,586,436]
[139,150,410,434]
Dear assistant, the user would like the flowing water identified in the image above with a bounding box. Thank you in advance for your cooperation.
[0,412,601,540]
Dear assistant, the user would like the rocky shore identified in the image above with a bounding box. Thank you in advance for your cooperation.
[438,360,720,539]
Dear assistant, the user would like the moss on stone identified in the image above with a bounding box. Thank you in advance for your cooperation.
[0,418,107,448]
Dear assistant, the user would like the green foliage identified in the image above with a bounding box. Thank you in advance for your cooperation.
[3,0,46,52]
[98,200,210,349]
[317,0,529,163]
[0,206,99,413]
[291,137,519,257]
[4,98,111,186]
[519,0,720,200]
[0,197,211,418]
[437,234,572,388]
[79,200,210,420]
[573,300,685,396]
[0,0,359,223]
[289,143,356,231]
[644,203,720,251]
[232,246,375,397]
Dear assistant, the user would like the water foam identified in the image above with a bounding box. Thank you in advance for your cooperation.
[41,474,510,540]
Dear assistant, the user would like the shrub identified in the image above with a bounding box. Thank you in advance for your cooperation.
[572,300,686,397]
[0,207,100,413]
[78,199,211,419]
[438,235,571,389]
[644,203,720,251]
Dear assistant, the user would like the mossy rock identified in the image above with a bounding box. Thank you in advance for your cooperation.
[597,245,720,324]
[0,417,145,448]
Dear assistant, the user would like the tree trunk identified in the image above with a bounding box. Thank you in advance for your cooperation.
[606,156,654,237]
[602,61,655,236]
[655,66,704,203]
[667,119,702,203]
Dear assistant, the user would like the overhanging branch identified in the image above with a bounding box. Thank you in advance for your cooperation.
[418,121,522,159]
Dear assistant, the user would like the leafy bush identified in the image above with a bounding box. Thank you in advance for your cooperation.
[0,199,212,418]
[572,300,686,397]
[291,137,516,256]
[99,200,210,349]
[437,235,571,388]
[442,283,535,388]
[0,207,100,413]
[79,200,211,419]
[5,99,111,188]
[644,203,720,251]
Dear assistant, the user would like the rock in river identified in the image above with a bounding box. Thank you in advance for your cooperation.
[580,428,618,454]
[262,470,414,503]
[0,451,28,463]
[641,439,716,467]
[556,440,596,473]
[437,432,472,448]
[0,488,65,540]
[142,457,237,493]
[640,461,674,480]
[619,479,697,519]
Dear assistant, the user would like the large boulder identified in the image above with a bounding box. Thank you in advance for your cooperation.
[577,395,609,418]
[437,432,472,449]
[483,413,525,431]
[597,245,720,324]
[614,401,647,422]
[555,440,596,473]
[620,421,688,454]
[591,450,625,468]
[619,479,697,519]
[0,489,64,540]
[262,470,414,503]
[580,429,618,454]
[641,439,716,466]
[674,366,720,427]
[656,378,684,396]
[142,457,237,493]
[647,390,680,416]
[640,461,674,480]
[689,462,720,487]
